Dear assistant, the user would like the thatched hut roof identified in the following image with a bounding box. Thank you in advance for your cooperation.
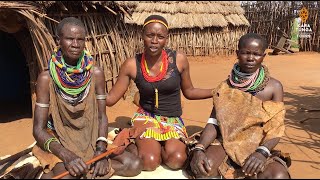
[0,1,134,97]
[124,1,250,29]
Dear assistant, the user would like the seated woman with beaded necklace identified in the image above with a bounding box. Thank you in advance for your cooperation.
[33,17,142,179]
[105,15,213,171]
[188,33,291,179]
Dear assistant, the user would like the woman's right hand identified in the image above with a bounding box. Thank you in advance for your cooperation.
[190,150,212,177]
[62,150,89,177]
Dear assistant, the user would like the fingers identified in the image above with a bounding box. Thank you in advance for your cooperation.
[67,158,89,177]
[91,160,109,179]
[242,157,253,175]
[197,161,208,176]
[203,159,212,173]
[92,165,98,179]
[243,155,265,177]
[248,160,260,176]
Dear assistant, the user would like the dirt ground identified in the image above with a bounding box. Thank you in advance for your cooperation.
[0,51,319,178]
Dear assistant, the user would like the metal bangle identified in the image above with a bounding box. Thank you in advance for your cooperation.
[96,94,107,100]
[96,136,108,143]
[35,102,50,108]
[255,149,269,158]
[257,146,271,156]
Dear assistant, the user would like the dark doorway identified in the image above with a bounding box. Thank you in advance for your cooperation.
[0,30,32,122]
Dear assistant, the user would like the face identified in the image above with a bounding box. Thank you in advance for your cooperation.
[57,24,86,64]
[236,38,266,73]
[142,22,168,57]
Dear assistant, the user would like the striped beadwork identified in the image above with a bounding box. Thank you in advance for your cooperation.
[49,48,93,96]
[228,63,270,95]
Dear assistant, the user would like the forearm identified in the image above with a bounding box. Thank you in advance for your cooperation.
[96,114,108,150]
[105,92,118,107]
[260,137,280,151]
[198,124,217,148]
[183,88,213,100]
[34,127,69,161]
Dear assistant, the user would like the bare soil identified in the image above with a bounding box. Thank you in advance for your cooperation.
[1,51,319,178]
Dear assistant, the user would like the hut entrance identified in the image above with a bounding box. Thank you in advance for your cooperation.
[0,30,32,122]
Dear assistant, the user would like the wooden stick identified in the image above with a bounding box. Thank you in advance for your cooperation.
[52,147,118,179]
[0,147,33,166]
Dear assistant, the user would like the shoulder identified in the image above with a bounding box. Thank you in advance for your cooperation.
[93,66,104,77]
[122,57,137,68]
[175,50,188,66]
[37,70,50,84]
[36,70,51,92]
[268,77,283,92]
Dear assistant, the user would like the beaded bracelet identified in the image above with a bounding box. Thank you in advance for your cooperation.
[44,137,60,153]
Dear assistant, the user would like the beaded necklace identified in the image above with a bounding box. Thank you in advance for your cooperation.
[49,48,93,96]
[228,63,270,95]
[140,50,169,108]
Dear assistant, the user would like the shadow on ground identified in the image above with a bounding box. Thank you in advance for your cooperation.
[109,116,132,129]
[282,86,320,165]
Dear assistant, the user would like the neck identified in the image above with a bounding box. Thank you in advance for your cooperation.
[63,57,79,66]
[145,52,162,65]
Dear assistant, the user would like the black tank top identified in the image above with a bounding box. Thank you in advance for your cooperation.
[134,49,182,117]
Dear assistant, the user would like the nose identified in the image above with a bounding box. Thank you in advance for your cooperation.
[151,36,158,44]
[247,53,254,61]
[71,39,80,47]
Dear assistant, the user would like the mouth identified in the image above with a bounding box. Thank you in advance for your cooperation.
[245,64,256,68]
[149,46,159,52]
[70,51,81,56]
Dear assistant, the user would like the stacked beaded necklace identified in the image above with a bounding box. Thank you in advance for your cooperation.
[49,48,93,97]
[140,50,169,108]
[228,63,270,95]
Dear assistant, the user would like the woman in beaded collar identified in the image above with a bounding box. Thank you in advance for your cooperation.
[188,33,291,179]
[33,17,142,179]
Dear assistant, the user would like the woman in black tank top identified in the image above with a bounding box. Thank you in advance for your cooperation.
[106,15,213,172]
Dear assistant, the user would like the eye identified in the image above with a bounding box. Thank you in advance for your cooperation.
[146,34,154,38]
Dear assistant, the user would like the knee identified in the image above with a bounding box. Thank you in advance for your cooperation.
[141,153,161,171]
[123,156,143,176]
[163,151,187,170]
[272,170,290,179]
[259,169,290,179]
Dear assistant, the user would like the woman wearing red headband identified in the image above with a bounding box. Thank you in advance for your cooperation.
[106,15,213,171]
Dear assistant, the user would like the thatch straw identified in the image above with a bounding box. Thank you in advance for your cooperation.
[0,1,134,104]
[124,1,249,57]
[125,1,249,29]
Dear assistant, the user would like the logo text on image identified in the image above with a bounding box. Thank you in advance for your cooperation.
[299,7,312,39]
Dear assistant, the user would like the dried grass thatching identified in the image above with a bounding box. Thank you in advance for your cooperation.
[125,1,250,29]
[0,1,134,107]
[125,1,249,57]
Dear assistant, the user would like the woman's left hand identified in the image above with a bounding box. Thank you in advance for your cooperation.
[242,152,267,177]
[91,150,110,178]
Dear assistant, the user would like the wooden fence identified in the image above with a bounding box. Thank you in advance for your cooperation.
[242,1,320,52]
